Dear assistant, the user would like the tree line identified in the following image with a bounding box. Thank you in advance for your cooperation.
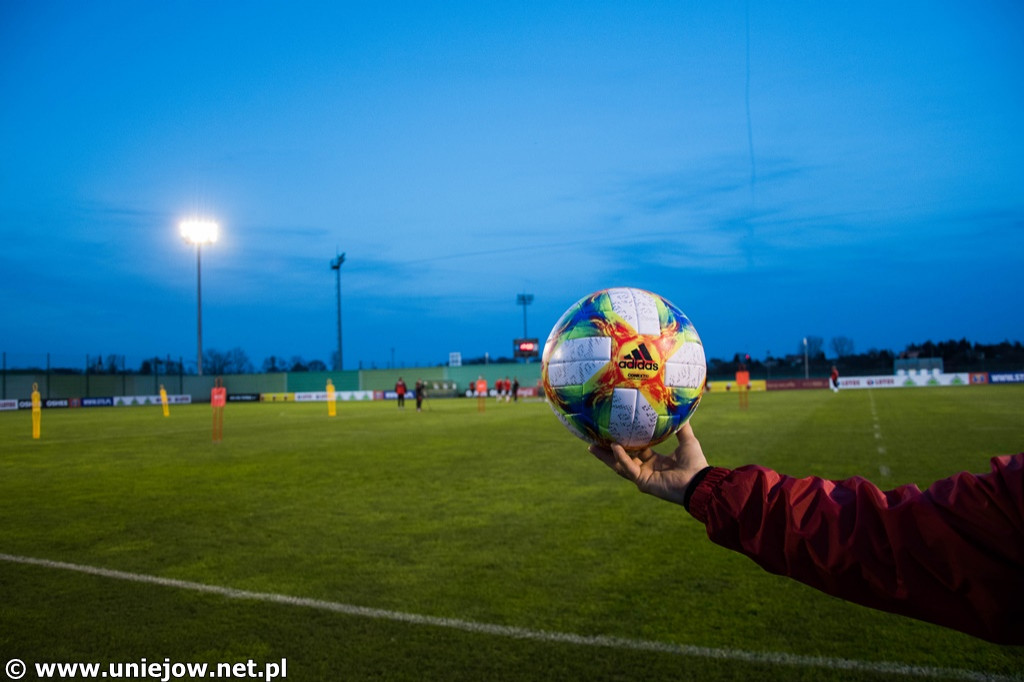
[708,337,1024,378]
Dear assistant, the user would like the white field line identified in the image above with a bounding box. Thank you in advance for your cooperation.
[1,553,1019,682]
[868,390,893,477]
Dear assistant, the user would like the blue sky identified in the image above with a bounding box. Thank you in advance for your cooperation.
[2,1,1022,371]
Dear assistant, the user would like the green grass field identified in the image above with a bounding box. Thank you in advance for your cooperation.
[1,387,1022,680]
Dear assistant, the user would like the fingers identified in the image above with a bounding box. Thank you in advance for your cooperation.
[588,443,617,468]
[588,442,640,481]
[609,443,641,480]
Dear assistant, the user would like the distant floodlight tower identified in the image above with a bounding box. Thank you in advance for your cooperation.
[517,293,534,338]
[180,218,219,376]
[330,252,346,371]
[803,337,809,379]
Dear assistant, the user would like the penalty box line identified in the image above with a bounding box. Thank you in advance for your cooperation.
[0,552,1016,682]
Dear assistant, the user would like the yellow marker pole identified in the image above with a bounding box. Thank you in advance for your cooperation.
[160,384,170,417]
[326,379,337,417]
[31,382,41,439]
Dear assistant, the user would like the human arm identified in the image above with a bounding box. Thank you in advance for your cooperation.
[589,430,1024,644]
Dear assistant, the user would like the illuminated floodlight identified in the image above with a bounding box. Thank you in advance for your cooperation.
[180,217,220,376]
[180,218,219,245]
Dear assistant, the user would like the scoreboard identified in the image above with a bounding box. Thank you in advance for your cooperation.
[514,338,539,359]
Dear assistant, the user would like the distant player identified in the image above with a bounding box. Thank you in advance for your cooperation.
[512,377,520,402]
[210,377,227,442]
[395,377,407,408]
[735,364,750,410]
[830,365,840,393]
[159,384,170,417]
[415,379,425,412]
[475,375,487,412]
[31,382,41,439]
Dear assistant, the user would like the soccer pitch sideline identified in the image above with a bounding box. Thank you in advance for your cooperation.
[1,388,1021,681]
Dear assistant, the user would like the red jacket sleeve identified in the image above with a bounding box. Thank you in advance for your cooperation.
[686,455,1024,644]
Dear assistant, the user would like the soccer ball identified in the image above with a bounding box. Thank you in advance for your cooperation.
[541,287,706,451]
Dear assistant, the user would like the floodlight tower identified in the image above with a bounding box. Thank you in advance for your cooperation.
[330,252,346,371]
[517,293,534,338]
[180,218,219,376]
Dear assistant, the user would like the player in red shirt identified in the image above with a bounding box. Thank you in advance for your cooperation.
[588,424,1024,644]
[210,377,227,442]
[475,376,488,413]
[395,377,407,409]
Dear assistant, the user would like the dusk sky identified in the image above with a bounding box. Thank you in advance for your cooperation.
[2,1,1022,372]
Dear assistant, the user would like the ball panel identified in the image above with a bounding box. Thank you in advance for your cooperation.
[629,288,662,336]
[648,415,685,448]
[550,406,593,444]
[664,339,706,367]
[547,336,612,364]
[605,388,659,449]
[606,387,637,445]
[607,287,660,336]
[546,359,611,388]
[664,352,707,389]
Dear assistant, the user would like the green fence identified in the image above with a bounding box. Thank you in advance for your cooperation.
[1,362,543,402]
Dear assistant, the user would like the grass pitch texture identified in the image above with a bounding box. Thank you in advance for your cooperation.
[1,388,1022,680]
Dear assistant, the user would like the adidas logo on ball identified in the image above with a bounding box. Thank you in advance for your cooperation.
[618,343,659,371]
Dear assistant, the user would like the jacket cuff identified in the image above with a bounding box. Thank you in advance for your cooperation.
[685,466,732,524]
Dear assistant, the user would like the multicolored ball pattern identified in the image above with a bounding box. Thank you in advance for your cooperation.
[541,287,706,450]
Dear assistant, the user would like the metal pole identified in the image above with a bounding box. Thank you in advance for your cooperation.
[335,264,342,371]
[330,253,345,371]
[197,244,204,376]
[516,293,534,338]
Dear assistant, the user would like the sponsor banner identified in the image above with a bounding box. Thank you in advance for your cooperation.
[114,394,191,406]
[260,392,295,402]
[836,376,899,390]
[297,390,374,402]
[82,397,115,407]
[766,378,829,391]
[44,398,70,409]
[837,373,969,389]
[340,391,374,401]
[969,373,989,384]
[901,372,968,388]
[706,380,766,392]
[0,399,19,411]
[228,393,261,402]
[115,395,159,407]
[990,372,1024,384]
